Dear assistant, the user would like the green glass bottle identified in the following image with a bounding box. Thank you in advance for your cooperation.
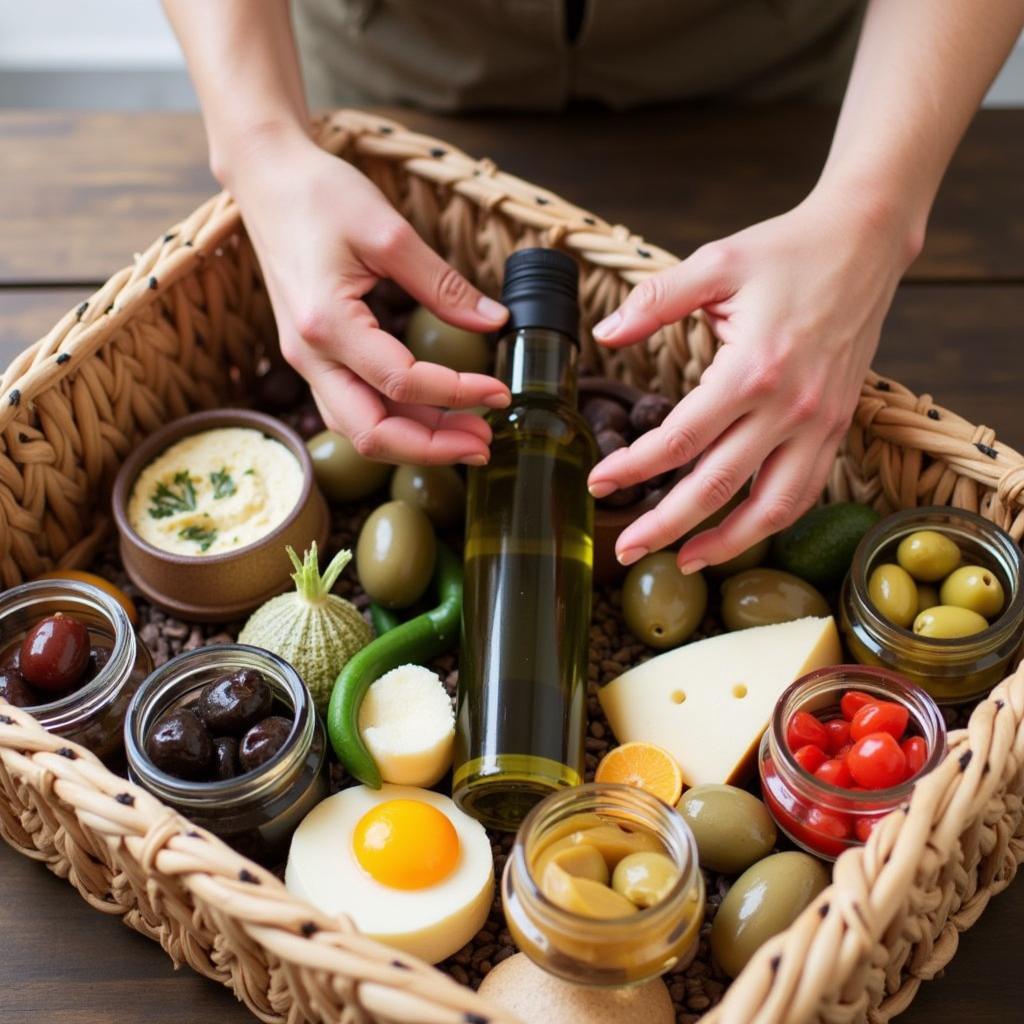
[453,248,596,831]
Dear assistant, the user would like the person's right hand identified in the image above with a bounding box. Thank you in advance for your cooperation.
[228,136,510,465]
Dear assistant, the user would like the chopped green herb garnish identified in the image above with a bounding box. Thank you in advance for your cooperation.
[210,467,236,499]
[148,470,196,519]
[178,525,218,552]
[244,468,255,476]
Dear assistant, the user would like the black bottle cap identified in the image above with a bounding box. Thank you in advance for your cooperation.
[500,248,580,343]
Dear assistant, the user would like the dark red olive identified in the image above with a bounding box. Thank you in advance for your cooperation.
[0,667,39,708]
[255,363,306,413]
[629,393,675,434]
[196,669,274,737]
[19,613,90,693]
[211,736,240,781]
[146,708,213,780]
[239,716,292,772]
[583,397,629,436]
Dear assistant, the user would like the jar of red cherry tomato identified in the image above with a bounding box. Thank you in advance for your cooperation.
[758,665,946,860]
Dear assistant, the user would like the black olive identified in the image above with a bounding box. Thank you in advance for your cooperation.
[583,396,629,436]
[211,736,240,781]
[630,394,675,434]
[595,428,628,461]
[196,668,273,737]
[147,708,213,780]
[239,716,292,772]
[0,667,39,708]
[599,484,644,509]
[20,613,90,693]
[295,406,326,439]
[255,363,306,413]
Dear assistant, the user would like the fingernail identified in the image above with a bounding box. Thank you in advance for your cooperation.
[476,295,507,322]
[593,311,622,340]
[678,559,706,575]
[483,391,511,409]
[461,454,488,467]
[589,481,616,499]
[617,546,647,566]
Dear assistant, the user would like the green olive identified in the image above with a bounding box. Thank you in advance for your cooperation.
[720,568,829,631]
[622,552,708,648]
[405,306,491,374]
[916,584,940,616]
[389,464,466,530]
[307,430,391,503]
[913,604,989,639]
[939,564,1005,619]
[705,537,770,578]
[355,500,437,609]
[896,530,961,583]
[611,851,680,909]
[710,852,829,979]
[677,784,777,875]
[867,563,919,629]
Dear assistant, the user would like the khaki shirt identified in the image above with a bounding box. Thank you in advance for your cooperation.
[294,0,865,112]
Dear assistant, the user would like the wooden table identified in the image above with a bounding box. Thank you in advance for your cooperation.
[1,107,1022,1024]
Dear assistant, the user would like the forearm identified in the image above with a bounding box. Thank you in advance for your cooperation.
[819,0,1024,255]
[162,0,312,187]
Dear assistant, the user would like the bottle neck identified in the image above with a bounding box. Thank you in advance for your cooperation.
[496,327,578,403]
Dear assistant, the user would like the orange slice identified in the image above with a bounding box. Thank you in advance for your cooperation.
[595,742,684,806]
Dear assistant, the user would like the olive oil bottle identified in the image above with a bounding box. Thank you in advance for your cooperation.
[453,248,596,831]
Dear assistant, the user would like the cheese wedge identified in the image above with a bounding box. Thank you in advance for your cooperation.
[599,616,841,788]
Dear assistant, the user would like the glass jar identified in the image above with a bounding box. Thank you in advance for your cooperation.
[0,579,151,763]
[502,782,704,987]
[125,644,327,866]
[841,506,1024,703]
[758,664,946,860]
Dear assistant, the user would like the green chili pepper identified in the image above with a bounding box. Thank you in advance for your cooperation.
[327,542,462,787]
[369,602,402,637]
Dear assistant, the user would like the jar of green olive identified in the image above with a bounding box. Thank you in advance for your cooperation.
[502,783,703,987]
[841,507,1024,703]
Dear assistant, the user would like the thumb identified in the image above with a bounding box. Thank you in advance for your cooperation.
[383,221,508,333]
[593,244,733,346]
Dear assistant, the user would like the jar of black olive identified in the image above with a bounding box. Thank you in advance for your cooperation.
[124,644,327,866]
[0,579,152,763]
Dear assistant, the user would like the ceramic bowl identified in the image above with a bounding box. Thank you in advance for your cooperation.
[112,409,328,623]
[580,377,683,586]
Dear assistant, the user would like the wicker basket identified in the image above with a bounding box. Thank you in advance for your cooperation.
[1,108,1023,1024]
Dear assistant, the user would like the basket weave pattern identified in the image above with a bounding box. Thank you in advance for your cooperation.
[1,109,1023,1024]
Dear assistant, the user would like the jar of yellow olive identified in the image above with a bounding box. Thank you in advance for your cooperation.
[841,507,1024,703]
[502,783,704,987]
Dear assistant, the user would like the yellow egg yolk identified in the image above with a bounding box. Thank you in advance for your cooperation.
[352,799,461,890]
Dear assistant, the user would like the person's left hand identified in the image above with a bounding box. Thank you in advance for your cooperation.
[587,185,921,572]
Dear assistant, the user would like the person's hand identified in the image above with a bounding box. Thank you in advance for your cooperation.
[587,186,921,572]
[230,136,510,465]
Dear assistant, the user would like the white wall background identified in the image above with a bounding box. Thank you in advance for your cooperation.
[1,1,1022,109]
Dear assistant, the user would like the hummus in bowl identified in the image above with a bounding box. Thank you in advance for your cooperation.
[113,409,328,622]
[128,428,303,557]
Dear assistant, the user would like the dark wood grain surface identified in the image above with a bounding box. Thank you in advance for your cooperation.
[1,107,1022,1024]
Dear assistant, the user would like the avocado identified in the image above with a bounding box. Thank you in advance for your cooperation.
[771,502,880,589]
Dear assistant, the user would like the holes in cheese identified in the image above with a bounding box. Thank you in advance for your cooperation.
[598,617,841,788]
